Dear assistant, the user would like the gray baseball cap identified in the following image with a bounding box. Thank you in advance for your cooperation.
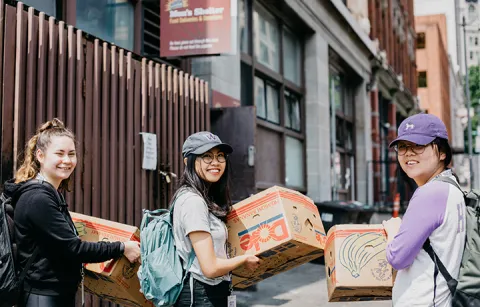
[182,131,233,157]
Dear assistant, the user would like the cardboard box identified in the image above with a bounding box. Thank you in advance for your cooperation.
[324,224,393,302]
[70,212,152,307]
[226,186,326,289]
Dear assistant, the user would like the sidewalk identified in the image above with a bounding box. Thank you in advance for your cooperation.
[234,262,392,307]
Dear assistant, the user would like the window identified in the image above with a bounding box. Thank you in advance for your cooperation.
[255,77,279,123]
[476,37,479,46]
[76,0,135,51]
[242,2,305,190]
[285,136,304,188]
[470,37,474,45]
[330,68,355,201]
[416,32,425,49]
[239,0,250,54]
[471,51,474,60]
[253,7,279,72]
[22,0,58,17]
[418,71,427,88]
[283,27,302,85]
[284,90,301,131]
[469,4,477,21]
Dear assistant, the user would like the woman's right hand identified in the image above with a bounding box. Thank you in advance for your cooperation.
[243,255,261,272]
[123,241,141,263]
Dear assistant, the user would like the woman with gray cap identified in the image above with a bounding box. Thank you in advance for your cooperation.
[172,131,260,307]
[382,114,466,307]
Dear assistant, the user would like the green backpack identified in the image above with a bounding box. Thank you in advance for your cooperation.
[423,176,480,306]
[137,194,195,307]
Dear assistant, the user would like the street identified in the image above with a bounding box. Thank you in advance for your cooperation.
[234,262,392,307]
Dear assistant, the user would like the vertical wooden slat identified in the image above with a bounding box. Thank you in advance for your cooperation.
[154,64,162,208]
[189,76,195,134]
[178,71,184,176]
[1,6,17,181]
[184,73,190,146]
[167,66,173,199]
[65,25,76,209]
[126,52,135,225]
[101,42,110,220]
[173,69,179,182]
[13,3,27,171]
[195,77,200,132]
[0,0,4,156]
[66,25,76,128]
[133,60,142,227]
[118,49,126,223]
[75,30,84,215]
[161,64,167,206]
[36,12,47,127]
[46,16,57,119]
[109,46,118,222]
[25,7,38,140]
[92,40,101,218]
[56,21,66,120]
[205,82,210,131]
[147,61,155,210]
[140,59,148,213]
[199,79,204,132]
[84,40,94,216]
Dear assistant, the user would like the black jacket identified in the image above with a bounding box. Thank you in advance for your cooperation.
[4,179,123,296]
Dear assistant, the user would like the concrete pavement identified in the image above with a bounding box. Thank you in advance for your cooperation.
[234,262,392,307]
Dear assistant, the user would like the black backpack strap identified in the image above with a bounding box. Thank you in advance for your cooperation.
[423,238,457,301]
[17,247,39,282]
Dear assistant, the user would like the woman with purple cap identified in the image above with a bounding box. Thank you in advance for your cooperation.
[383,114,466,307]
[171,131,261,307]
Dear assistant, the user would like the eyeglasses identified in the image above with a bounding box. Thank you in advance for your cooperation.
[198,152,227,164]
[394,143,432,156]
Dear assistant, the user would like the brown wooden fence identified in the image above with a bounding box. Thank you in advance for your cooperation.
[0,3,210,304]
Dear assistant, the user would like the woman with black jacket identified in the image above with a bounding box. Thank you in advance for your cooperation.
[4,118,141,307]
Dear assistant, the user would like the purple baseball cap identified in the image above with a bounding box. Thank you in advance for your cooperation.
[389,113,448,147]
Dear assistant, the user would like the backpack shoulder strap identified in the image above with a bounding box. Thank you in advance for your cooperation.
[17,247,40,282]
[434,176,465,196]
[423,238,457,295]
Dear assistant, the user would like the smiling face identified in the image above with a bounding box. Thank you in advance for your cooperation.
[397,140,446,186]
[194,147,226,183]
[36,136,77,189]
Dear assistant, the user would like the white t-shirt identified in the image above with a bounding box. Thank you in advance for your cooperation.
[172,188,230,285]
[387,171,466,306]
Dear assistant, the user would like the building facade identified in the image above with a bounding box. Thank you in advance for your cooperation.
[415,15,451,133]
[196,0,376,204]
[365,0,419,209]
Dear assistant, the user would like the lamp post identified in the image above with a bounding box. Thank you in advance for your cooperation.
[463,15,475,188]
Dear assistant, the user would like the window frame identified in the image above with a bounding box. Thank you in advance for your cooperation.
[329,58,356,201]
[241,0,306,192]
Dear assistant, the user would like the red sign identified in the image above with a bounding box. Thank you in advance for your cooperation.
[160,0,235,57]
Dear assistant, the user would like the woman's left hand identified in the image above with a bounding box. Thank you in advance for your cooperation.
[382,217,402,243]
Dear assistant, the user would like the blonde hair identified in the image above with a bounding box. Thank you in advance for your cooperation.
[15,118,76,191]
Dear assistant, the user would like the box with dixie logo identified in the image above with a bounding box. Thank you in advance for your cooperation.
[324,224,394,302]
[69,212,152,307]
[226,186,326,289]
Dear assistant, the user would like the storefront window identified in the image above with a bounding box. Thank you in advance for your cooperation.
[283,27,301,85]
[253,7,279,72]
[285,136,304,188]
[76,0,134,51]
[22,0,57,17]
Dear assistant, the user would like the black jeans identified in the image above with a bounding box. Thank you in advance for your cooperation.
[18,292,75,307]
[175,276,230,307]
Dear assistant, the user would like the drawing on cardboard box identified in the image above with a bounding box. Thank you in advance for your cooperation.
[237,214,289,252]
[339,232,387,278]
